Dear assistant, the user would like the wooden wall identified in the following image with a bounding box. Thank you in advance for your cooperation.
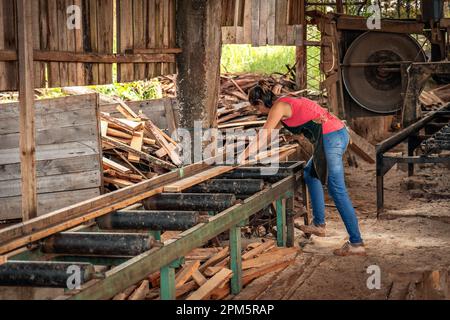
[222,0,303,46]
[0,94,103,220]
[117,0,177,82]
[0,0,178,91]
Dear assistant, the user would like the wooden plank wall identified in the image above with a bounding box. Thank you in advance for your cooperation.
[222,0,303,46]
[117,0,177,82]
[0,94,103,220]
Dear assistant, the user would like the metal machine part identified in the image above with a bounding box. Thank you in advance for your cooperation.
[342,32,426,114]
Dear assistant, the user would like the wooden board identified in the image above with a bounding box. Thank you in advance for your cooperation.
[164,166,235,192]
[175,261,201,289]
[187,268,233,300]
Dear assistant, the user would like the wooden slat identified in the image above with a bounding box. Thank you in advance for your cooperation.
[175,260,201,289]
[103,157,132,175]
[118,0,134,82]
[192,269,208,287]
[164,166,235,192]
[0,188,101,221]
[66,0,77,86]
[128,131,144,163]
[187,268,233,300]
[251,0,260,46]
[267,0,276,45]
[0,170,101,198]
[17,0,37,221]
[1,154,100,181]
[97,0,113,84]
[275,0,288,45]
[258,0,268,46]
[32,0,44,88]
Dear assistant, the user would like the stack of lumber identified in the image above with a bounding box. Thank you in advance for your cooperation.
[420,84,450,109]
[101,101,182,190]
[112,239,300,300]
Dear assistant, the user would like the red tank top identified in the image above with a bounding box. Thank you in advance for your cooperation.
[278,97,344,135]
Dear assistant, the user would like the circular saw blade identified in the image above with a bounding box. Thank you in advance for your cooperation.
[342,32,426,114]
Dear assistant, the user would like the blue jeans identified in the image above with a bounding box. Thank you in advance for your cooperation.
[304,128,363,244]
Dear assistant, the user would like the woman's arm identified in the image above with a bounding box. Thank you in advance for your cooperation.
[238,103,289,164]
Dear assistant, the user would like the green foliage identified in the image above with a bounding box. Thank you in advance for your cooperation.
[91,79,163,101]
[221,45,295,75]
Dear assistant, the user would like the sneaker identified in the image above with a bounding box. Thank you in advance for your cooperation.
[299,223,326,237]
[333,241,367,257]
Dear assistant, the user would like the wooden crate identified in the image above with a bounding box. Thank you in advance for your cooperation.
[0,94,103,220]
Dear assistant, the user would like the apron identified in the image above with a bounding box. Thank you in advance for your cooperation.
[281,120,328,185]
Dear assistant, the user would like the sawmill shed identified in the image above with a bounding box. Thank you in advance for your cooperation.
[0,0,449,301]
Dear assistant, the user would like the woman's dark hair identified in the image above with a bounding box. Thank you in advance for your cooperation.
[248,81,276,108]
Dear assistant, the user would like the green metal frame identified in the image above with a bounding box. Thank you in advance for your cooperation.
[66,173,300,300]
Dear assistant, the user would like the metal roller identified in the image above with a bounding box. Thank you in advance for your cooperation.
[0,261,96,288]
[186,179,265,195]
[41,232,157,257]
[144,193,236,212]
[342,31,426,114]
[97,210,208,231]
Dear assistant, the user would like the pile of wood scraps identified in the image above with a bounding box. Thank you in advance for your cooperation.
[112,239,300,300]
[420,84,450,109]
[101,101,182,191]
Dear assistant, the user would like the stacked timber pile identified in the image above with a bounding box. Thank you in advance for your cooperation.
[113,239,300,300]
[420,84,450,110]
[101,101,182,191]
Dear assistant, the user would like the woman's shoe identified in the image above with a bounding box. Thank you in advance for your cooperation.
[333,241,367,256]
[299,224,326,237]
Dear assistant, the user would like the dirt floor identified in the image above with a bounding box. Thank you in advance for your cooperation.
[235,152,450,300]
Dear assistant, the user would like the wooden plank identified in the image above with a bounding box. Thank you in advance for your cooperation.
[0,107,97,135]
[88,0,99,84]
[191,269,208,287]
[175,260,201,289]
[145,0,156,78]
[97,0,114,84]
[57,0,69,87]
[1,124,100,150]
[0,170,101,198]
[73,0,84,85]
[17,0,37,221]
[128,131,145,163]
[118,0,134,82]
[1,154,100,182]
[132,0,146,80]
[348,128,376,164]
[242,240,275,260]
[258,0,268,46]
[0,188,101,221]
[242,257,294,286]
[145,120,182,166]
[32,0,44,88]
[128,280,149,300]
[275,0,288,45]
[267,0,276,45]
[0,0,18,91]
[251,0,260,46]
[103,157,132,174]
[0,141,99,165]
[187,268,233,300]
[242,248,298,269]
[163,166,235,192]
[66,0,77,86]
[199,247,230,272]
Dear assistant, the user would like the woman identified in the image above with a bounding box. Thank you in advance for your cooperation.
[241,83,366,256]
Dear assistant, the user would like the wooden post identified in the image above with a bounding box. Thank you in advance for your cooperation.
[296,0,307,90]
[17,0,37,221]
[285,195,295,248]
[229,224,243,295]
[276,199,287,247]
[176,0,222,161]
